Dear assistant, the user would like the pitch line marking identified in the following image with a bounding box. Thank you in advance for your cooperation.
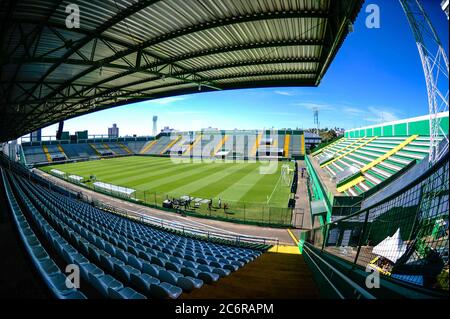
[287,229,299,245]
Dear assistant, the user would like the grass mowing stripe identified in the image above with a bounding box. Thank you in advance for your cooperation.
[190,164,256,199]
[148,163,233,194]
[168,163,252,197]
[115,162,207,187]
[266,173,283,205]
[131,162,223,191]
[40,156,292,210]
[99,159,185,181]
[44,156,168,176]
[217,165,268,202]
[240,162,293,205]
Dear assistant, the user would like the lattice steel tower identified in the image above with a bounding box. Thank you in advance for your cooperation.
[400,0,449,164]
[313,107,319,135]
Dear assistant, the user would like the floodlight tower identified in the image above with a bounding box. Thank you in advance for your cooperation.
[152,116,158,136]
[313,107,319,135]
[400,0,449,164]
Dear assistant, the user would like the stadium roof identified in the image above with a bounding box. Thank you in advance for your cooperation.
[0,0,363,142]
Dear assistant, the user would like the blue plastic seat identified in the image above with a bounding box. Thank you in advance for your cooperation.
[130,272,160,294]
[151,256,167,267]
[149,282,182,299]
[48,273,87,299]
[182,260,198,268]
[115,249,129,263]
[177,276,203,292]
[79,262,104,281]
[128,245,139,256]
[141,262,161,277]
[39,258,60,275]
[89,273,123,297]
[108,286,146,299]
[166,261,182,273]
[115,263,141,283]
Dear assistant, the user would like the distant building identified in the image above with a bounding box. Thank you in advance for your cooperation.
[161,126,177,133]
[30,129,41,142]
[335,128,345,136]
[108,124,119,138]
[202,127,219,131]
[75,130,88,141]
[442,0,449,19]
[304,131,321,150]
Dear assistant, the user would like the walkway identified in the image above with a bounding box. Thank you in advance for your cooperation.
[182,251,319,299]
[291,160,312,230]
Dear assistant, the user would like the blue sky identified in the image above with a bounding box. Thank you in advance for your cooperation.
[40,0,449,138]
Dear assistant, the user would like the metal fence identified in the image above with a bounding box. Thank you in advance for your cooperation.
[302,151,449,292]
[0,153,279,248]
[93,201,280,248]
[44,171,294,227]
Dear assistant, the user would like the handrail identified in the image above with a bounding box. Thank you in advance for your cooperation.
[0,152,280,248]
[314,147,449,228]
[303,243,376,299]
[94,200,280,247]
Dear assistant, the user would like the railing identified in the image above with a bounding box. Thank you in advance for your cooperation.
[94,201,280,248]
[0,152,280,249]
[302,243,376,299]
[301,149,449,294]
[41,168,295,228]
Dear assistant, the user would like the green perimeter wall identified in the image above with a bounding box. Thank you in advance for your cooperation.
[305,156,333,224]
[344,114,449,138]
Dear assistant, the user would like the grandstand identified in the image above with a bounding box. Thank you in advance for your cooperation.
[1,158,269,299]
[0,0,448,303]
[21,129,318,166]
[306,113,449,224]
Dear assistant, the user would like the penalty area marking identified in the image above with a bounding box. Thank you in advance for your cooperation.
[266,173,282,205]
[266,166,292,205]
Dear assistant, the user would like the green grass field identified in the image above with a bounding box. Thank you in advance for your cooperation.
[41,156,294,225]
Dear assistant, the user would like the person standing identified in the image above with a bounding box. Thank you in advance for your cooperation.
[218,198,222,209]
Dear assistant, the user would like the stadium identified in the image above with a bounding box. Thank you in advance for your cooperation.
[0,0,448,305]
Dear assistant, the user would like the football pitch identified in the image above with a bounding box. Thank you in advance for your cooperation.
[41,156,294,224]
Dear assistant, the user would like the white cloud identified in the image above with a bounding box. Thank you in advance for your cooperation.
[366,106,399,123]
[342,105,399,124]
[343,107,365,116]
[274,90,296,96]
[147,96,187,105]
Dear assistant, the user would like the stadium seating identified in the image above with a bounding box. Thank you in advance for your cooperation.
[1,168,87,299]
[140,136,173,155]
[312,135,442,196]
[89,143,114,156]
[58,144,98,160]
[106,143,130,155]
[45,145,67,161]
[290,135,302,157]
[22,146,48,164]
[123,141,147,154]
[21,130,312,164]
[1,166,266,299]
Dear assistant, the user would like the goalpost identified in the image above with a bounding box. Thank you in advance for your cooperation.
[281,164,293,186]
[266,163,293,205]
